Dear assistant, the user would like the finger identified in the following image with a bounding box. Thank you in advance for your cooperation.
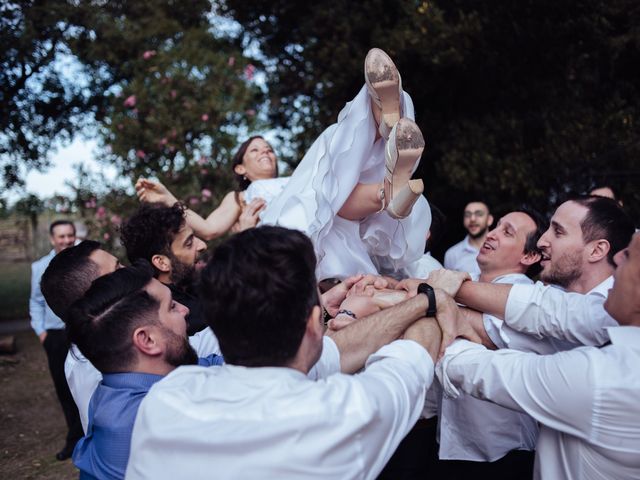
[363,285,376,297]
[373,278,389,289]
[342,274,364,291]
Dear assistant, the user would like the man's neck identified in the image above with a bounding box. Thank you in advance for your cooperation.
[467,233,487,250]
[567,264,613,294]
[157,272,172,284]
[132,357,176,377]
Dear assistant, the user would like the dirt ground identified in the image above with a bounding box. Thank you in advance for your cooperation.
[0,330,78,479]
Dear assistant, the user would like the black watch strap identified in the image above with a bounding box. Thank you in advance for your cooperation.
[417,283,437,317]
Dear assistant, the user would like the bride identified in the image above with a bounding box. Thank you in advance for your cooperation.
[137,48,431,280]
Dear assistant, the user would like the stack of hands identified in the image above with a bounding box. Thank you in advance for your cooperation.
[321,269,482,358]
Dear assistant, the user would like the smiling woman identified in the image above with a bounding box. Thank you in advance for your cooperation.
[136,49,431,281]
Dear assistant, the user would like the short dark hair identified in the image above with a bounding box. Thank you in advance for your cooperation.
[49,220,75,236]
[200,226,319,367]
[514,207,548,278]
[66,262,159,373]
[120,203,185,270]
[231,135,278,190]
[569,195,635,267]
[41,240,102,321]
[589,183,621,202]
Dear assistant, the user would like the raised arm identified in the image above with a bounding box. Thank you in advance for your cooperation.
[136,178,243,240]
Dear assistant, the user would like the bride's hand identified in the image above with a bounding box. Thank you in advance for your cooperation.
[135,178,179,206]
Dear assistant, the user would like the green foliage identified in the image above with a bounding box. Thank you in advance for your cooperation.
[2,0,261,201]
[223,0,640,222]
[0,261,31,320]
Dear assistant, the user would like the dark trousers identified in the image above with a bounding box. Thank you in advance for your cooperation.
[378,416,440,479]
[437,449,535,480]
[42,329,83,446]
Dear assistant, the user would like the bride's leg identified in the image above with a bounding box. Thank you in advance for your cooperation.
[337,183,384,220]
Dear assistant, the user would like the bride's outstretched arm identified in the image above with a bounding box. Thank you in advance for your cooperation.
[136,178,243,240]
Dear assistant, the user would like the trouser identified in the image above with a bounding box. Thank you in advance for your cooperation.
[378,416,440,479]
[436,449,535,480]
[42,329,83,446]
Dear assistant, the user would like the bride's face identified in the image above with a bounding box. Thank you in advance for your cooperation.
[236,138,277,181]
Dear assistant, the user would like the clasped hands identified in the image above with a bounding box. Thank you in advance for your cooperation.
[322,269,480,358]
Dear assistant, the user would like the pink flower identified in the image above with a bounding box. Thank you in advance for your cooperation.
[110,215,122,225]
[96,206,106,219]
[142,50,156,60]
[201,188,212,199]
[170,90,177,99]
[136,150,146,159]
[246,109,256,117]
[200,168,208,175]
[244,64,255,80]
[159,137,168,146]
[189,197,200,206]
[117,123,124,130]
[228,56,235,66]
[197,156,207,165]
[123,95,137,108]
[103,232,110,241]
[201,114,209,121]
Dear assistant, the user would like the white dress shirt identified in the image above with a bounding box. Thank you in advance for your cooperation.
[444,236,481,276]
[504,277,616,346]
[126,338,433,480]
[438,327,640,479]
[438,272,538,461]
[65,327,222,433]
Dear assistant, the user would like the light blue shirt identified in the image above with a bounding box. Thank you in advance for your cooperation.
[73,355,224,480]
[30,249,65,335]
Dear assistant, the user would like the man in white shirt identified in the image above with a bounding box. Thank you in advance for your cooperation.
[444,201,493,276]
[435,209,546,478]
[447,195,635,349]
[436,231,640,479]
[127,226,448,480]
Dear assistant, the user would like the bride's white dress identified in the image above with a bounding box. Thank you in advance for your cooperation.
[250,85,431,280]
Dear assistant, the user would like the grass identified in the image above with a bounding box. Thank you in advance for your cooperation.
[0,261,31,320]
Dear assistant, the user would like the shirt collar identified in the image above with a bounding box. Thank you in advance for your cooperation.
[605,326,640,348]
[462,236,479,253]
[102,372,165,390]
[588,276,614,297]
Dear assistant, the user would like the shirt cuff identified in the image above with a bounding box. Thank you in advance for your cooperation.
[504,283,534,325]
[366,339,434,382]
[482,314,509,349]
[436,339,486,398]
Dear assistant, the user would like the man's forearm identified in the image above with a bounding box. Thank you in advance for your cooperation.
[459,307,497,350]
[328,293,430,374]
[455,282,512,319]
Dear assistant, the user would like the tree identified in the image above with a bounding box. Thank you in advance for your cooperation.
[223,0,640,229]
[1,0,261,202]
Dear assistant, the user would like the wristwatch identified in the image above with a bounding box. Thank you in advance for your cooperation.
[417,283,437,317]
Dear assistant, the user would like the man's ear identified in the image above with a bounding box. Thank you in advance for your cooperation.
[306,305,323,338]
[520,250,541,267]
[132,326,163,357]
[151,254,172,273]
[234,164,246,176]
[487,214,495,228]
[588,239,610,264]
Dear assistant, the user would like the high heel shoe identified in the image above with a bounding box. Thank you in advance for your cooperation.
[364,48,402,141]
[384,118,425,219]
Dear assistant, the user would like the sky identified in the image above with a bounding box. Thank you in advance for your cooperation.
[11,138,122,204]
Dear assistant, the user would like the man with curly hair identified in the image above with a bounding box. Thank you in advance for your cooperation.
[120,203,208,335]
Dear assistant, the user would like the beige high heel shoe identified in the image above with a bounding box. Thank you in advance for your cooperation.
[383,118,425,219]
[364,48,402,141]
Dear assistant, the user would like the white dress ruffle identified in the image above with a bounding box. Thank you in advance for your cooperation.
[259,85,431,280]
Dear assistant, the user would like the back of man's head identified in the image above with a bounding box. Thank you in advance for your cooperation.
[570,195,635,266]
[120,203,185,269]
[42,240,102,321]
[200,226,319,368]
[66,262,158,373]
